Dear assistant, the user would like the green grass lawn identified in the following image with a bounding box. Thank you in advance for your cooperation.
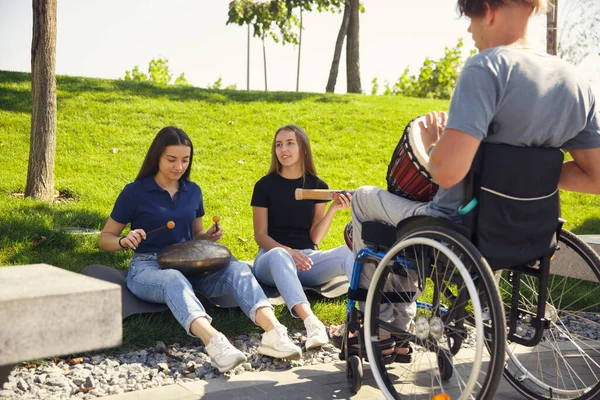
[1,70,599,352]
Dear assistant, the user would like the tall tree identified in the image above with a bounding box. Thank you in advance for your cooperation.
[325,0,350,93]
[345,0,361,93]
[227,0,360,93]
[556,0,600,65]
[546,0,558,55]
[26,0,57,201]
[228,0,299,91]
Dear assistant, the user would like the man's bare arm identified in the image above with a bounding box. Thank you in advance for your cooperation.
[428,129,481,189]
[558,148,600,194]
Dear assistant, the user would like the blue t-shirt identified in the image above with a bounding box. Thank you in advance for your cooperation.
[110,176,205,253]
[427,46,600,222]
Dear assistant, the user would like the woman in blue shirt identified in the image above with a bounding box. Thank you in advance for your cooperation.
[99,126,301,373]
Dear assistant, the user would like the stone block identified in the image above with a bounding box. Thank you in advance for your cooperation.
[0,264,122,365]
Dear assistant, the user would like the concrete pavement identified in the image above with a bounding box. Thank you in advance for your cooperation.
[101,360,524,400]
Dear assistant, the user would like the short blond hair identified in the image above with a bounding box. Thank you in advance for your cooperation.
[457,0,547,17]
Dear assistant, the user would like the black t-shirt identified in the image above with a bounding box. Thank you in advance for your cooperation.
[251,172,328,249]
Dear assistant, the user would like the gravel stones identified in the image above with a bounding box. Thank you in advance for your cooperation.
[0,329,340,399]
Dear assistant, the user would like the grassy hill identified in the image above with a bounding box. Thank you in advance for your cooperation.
[1,70,598,349]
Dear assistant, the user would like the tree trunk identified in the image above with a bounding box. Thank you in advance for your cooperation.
[296,8,303,92]
[262,35,268,91]
[546,0,558,55]
[325,0,350,93]
[26,0,57,201]
[246,24,250,91]
[346,0,362,93]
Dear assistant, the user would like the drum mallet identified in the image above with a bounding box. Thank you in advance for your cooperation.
[146,220,176,235]
[212,216,220,232]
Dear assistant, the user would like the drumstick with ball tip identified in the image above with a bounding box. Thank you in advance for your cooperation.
[295,189,354,201]
[212,216,220,232]
[146,221,176,235]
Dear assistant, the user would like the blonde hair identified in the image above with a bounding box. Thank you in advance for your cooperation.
[267,125,317,177]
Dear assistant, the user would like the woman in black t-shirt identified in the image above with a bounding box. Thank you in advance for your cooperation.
[251,124,354,350]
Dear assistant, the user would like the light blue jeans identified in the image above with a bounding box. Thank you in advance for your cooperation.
[253,246,354,317]
[126,253,272,336]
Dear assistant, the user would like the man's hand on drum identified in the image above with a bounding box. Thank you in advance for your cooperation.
[122,229,146,250]
[330,192,352,211]
[206,224,223,242]
[287,248,313,271]
[419,111,448,150]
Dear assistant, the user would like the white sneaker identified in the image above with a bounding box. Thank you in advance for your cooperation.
[304,314,329,350]
[258,325,302,360]
[205,332,247,372]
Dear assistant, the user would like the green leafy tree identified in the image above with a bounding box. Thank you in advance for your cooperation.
[556,0,600,65]
[207,77,237,90]
[174,73,190,86]
[124,58,188,86]
[227,0,362,93]
[208,77,224,90]
[370,77,378,95]
[388,39,475,100]
[228,0,344,45]
[147,58,172,85]
[124,65,147,82]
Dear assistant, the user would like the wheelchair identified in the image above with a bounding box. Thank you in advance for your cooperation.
[340,144,600,400]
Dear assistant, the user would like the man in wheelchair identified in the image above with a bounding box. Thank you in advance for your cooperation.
[344,0,600,398]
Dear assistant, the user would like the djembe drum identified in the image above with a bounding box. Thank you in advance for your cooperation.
[387,115,439,202]
[158,240,232,276]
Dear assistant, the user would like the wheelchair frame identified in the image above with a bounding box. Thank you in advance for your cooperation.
[341,217,600,400]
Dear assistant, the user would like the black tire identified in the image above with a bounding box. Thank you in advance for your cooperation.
[499,229,600,400]
[364,226,506,400]
[438,350,454,381]
[347,355,363,394]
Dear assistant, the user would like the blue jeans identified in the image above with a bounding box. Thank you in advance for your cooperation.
[253,246,353,317]
[126,253,272,335]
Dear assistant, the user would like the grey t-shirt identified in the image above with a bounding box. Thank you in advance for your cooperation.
[427,46,600,222]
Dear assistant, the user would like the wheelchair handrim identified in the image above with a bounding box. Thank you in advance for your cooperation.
[364,236,485,400]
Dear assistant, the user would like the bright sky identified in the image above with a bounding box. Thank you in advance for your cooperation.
[0,0,598,94]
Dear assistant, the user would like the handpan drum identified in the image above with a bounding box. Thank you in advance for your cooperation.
[157,240,232,276]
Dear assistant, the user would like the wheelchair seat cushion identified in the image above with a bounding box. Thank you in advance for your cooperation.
[396,216,471,241]
[362,216,471,252]
[362,220,397,250]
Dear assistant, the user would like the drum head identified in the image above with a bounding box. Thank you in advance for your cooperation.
[406,115,430,169]
[158,240,232,275]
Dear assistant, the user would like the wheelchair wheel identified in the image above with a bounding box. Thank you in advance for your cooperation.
[498,229,600,400]
[364,227,506,400]
[437,350,453,381]
[347,355,363,394]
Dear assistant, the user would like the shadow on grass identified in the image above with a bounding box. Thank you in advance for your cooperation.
[0,86,32,113]
[0,70,350,110]
[570,217,600,235]
[0,199,129,271]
